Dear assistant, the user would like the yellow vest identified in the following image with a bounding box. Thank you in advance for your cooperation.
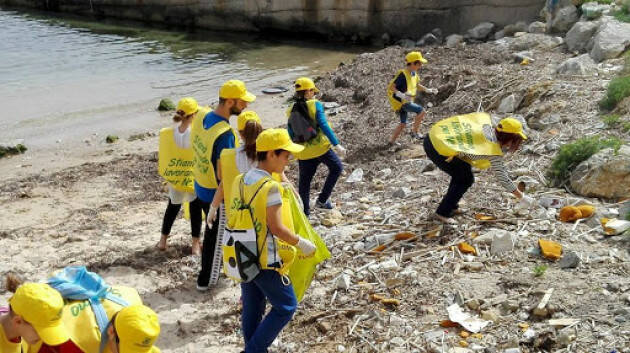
[387,69,419,112]
[428,112,503,169]
[286,100,331,160]
[0,324,21,353]
[158,127,194,193]
[226,175,296,276]
[191,109,239,189]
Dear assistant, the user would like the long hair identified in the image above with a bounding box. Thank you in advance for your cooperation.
[495,129,523,153]
[5,273,22,293]
[292,90,310,123]
[241,120,263,161]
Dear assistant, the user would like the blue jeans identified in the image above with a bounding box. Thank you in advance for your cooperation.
[298,149,343,215]
[241,270,297,353]
[398,102,424,124]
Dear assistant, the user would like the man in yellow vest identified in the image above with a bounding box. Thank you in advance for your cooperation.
[387,51,438,146]
[192,79,256,291]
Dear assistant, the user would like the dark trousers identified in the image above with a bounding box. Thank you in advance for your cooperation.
[161,198,203,238]
[423,137,474,217]
[197,200,220,287]
[298,149,343,216]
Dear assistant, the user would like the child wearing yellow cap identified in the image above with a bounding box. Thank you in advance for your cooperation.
[158,97,209,256]
[425,113,535,223]
[387,51,438,145]
[230,128,315,353]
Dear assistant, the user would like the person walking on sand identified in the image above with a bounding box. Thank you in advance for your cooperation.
[387,51,438,146]
[545,0,559,33]
[224,128,316,353]
[287,77,346,216]
[193,80,256,291]
[424,113,537,224]
[158,97,209,256]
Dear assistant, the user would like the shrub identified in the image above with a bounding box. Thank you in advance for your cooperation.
[547,136,623,186]
[602,114,621,127]
[599,76,630,110]
[533,265,548,277]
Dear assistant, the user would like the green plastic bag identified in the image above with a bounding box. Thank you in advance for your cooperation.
[283,187,331,302]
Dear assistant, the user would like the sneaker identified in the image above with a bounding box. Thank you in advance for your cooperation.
[196,284,209,292]
[410,132,424,141]
[433,213,457,225]
[315,199,334,210]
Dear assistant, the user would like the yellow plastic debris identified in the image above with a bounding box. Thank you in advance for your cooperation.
[576,205,595,218]
[470,333,483,339]
[558,206,582,222]
[459,340,469,347]
[460,331,470,338]
[395,232,416,240]
[601,218,610,227]
[520,58,530,65]
[539,239,562,260]
[474,213,496,221]
[518,322,530,331]
[458,242,477,255]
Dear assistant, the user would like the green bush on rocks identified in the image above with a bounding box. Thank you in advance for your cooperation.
[0,144,27,158]
[158,98,175,111]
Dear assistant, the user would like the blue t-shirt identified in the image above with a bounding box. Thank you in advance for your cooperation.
[194,111,236,203]
[392,70,417,102]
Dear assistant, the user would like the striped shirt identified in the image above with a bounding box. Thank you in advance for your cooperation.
[458,125,517,192]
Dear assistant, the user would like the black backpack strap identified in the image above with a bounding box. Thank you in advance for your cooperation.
[239,177,272,268]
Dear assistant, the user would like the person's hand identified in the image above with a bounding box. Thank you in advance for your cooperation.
[426,88,438,95]
[206,205,218,228]
[334,145,347,158]
[394,91,407,100]
[296,237,316,257]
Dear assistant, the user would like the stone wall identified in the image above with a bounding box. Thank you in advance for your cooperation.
[0,0,546,40]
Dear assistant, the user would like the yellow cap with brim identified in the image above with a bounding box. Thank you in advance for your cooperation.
[406,51,428,64]
[256,128,304,154]
[294,77,319,92]
[497,117,528,140]
[219,80,256,102]
[176,97,198,116]
[115,305,161,353]
[9,283,69,346]
[237,111,262,131]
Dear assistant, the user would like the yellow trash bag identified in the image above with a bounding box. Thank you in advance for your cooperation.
[282,187,331,302]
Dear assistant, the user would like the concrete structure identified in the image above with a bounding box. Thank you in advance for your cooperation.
[0,0,546,41]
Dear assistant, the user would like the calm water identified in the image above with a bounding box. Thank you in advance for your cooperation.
[0,8,365,149]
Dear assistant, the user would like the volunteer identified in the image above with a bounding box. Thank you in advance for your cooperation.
[287,77,345,216]
[193,79,255,291]
[158,97,209,256]
[386,51,438,145]
[231,128,316,353]
[424,113,536,223]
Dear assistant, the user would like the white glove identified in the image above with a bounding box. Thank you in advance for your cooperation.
[206,204,218,228]
[296,237,316,257]
[427,88,438,95]
[334,145,347,158]
[519,195,537,209]
[394,91,407,100]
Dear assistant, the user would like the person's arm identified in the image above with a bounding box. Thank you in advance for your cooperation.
[392,73,408,99]
[418,83,438,94]
[211,162,224,209]
[459,153,520,195]
[265,186,316,256]
[314,101,339,146]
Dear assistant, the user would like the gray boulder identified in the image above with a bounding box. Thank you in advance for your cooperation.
[397,39,416,48]
[468,22,495,39]
[552,6,579,32]
[509,33,564,51]
[497,94,523,113]
[556,54,598,75]
[590,20,630,62]
[528,114,561,131]
[503,22,529,36]
[528,21,547,34]
[570,145,630,199]
[446,34,464,48]
[565,21,600,53]
[581,2,610,19]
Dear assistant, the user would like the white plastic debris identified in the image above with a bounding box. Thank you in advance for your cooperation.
[447,304,491,333]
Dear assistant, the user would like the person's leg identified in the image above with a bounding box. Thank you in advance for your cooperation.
[316,149,343,206]
[241,281,266,348]
[389,110,407,144]
[189,198,203,255]
[159,199,181,250]
[197,200,218,288]
[406,102,425,136]
[298,158,320,216]
[245,271,297,353]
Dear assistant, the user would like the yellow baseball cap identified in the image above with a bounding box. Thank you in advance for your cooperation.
[115,305,161,353]
[256,128,304,154]
[176,97,198,116]
[294,77,319,92]
[9,283,69,346]
[497,117,528,140]
[237,111,262,131]
[405,51,428,64]
[219,80,256,102]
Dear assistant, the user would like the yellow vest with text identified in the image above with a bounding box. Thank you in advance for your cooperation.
[428,112,503,169]
[191,109,239,189]
[0,324,21,353]
[226,175,296,276]
[158,127,195,193]
[286,99,331,160]
[387,69,418,112]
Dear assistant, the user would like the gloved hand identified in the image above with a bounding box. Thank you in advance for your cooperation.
[296,237,316,257]
[334,145,347,158]
[206,204,218,228]
[394,91,408,100]
[426,88,438,95]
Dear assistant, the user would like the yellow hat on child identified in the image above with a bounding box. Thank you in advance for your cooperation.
[219,80,256,102]
[256,128,304,154]
[497,117,528,140]
[176,97,198,116]
[294,77,319,92]
[237,111,262,131]
[115,305,161,353]
[405,51,428,64]
[9,283,70,346]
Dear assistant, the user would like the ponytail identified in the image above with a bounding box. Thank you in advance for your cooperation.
[241,120,263,161]
[5,273,22,293]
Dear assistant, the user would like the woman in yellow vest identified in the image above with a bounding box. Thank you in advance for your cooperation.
[158,97,209,256]
[233,128,316,353]
[387,51,438,146]
[287,77,346,216]
[424,113,536,223]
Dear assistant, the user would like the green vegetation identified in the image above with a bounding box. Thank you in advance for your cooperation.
[158,98,175,111]
[614,2,630,23]
[574,0,614,5]
[599,76,630,110]
[548,136,623,186]
[533,265,548,277]
[106,135,119,143]
[0,144,27,158]
[601,114,621,127]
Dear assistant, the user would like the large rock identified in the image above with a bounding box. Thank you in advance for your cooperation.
[565,21,600,53]
[503,21,529,36]
[581,2,611,20]
[468,22,495,39]
[528,21,547,34]
[509,33,564,51]
[552,5,579,32]
[570,145,630,199]
[497,94,523,113]
[590,20,630,62]
[556,54,597,75]
[446,34,464,48]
